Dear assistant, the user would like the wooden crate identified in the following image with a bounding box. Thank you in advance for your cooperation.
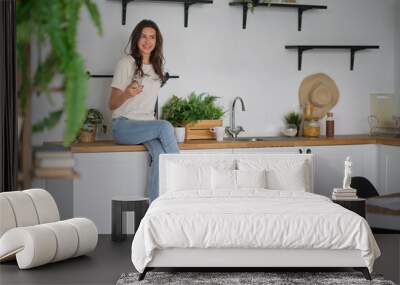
[185,119,223,140]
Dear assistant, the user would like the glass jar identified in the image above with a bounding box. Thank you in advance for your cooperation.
[303,120,320,137]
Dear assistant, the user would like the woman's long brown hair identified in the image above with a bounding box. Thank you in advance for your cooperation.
[125,19,165,83]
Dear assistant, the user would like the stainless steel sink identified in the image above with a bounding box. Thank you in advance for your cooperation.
[230,136,271,142]
[236,137,265,142]
[226,136,299,142]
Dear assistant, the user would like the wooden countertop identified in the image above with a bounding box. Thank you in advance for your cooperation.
[70,135,400,153]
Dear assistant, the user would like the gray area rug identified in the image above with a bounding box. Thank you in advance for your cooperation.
[116,272,396,285]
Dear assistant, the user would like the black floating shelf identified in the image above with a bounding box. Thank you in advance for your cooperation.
[87,71,179,87]
[229,1,327,31]
[285,45,380,71]
[117,0,213,27]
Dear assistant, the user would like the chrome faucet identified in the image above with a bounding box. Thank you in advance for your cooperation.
[225,96,246,140]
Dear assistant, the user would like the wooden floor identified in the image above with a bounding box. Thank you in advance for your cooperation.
[0,235,133,285]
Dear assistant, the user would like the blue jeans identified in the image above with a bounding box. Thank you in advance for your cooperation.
[112,117,180,202]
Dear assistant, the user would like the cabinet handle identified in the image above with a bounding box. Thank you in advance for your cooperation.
[299,149,303,154]
[306,148,312,154]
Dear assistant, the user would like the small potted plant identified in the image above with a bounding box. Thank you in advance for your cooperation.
[283,111,302,137]
[160,96,190,142]
[183,92,225,140]
[79,108,107,143]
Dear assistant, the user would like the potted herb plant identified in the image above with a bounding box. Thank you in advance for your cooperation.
[160,95,190,142]
[161,92,225,141]
[183,92,224,140]
[79,108,107,143]
[283,111,302,137]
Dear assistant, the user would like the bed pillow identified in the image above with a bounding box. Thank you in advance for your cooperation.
[236,169,268,189]
[266,162,307,191]
[211,168,236,191]
[167,162,212,192]
[237,159,310,192]
[211,168,268,190]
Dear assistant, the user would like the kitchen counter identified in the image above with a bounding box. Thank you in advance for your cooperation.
[70,135,400,153]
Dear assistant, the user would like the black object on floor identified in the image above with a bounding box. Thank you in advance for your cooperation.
[112,197,149,242]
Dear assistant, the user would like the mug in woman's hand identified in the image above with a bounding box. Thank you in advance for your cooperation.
[210,126,225,142]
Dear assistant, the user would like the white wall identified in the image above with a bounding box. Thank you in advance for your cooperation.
[32,0,397,144]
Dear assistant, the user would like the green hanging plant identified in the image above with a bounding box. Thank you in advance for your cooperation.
[16,0,102,146]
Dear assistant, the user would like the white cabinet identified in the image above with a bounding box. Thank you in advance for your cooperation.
[305,145,378,197]
[377,145,400,195]
[73,148,233,233]
[231,144,379,198]
[71,143,398,233]
[74,152,149,234]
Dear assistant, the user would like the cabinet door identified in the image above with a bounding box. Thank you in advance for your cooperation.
[74,152,149,234]
[309,145,378,197]
[378,145,400,195]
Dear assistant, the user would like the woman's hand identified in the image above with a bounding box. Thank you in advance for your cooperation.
[109,80,144,111]
[124,80,144,98]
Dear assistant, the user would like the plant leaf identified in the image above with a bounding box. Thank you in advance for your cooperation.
[32,109,63,133]
[64,55,89,146]
[84,0,103,35]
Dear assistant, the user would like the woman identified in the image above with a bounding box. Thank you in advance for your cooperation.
[109,20,180,202]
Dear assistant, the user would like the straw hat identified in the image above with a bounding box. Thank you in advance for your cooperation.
[299,73,340,119]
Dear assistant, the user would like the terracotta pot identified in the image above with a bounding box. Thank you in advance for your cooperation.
[79,129,96,143]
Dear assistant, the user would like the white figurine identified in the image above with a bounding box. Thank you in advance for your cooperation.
[342,156,353,190]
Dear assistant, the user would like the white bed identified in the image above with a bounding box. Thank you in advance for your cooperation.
[131,154,380,280]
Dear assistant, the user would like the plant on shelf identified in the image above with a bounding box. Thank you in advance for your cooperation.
[283,111,302,137]
[17,0,102,146]
[79,108,107,143]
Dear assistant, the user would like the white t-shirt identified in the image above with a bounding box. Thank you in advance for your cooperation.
[111,55,161,120]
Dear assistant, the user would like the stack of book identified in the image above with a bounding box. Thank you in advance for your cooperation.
[332,188,358,200]
[34,144,76,178]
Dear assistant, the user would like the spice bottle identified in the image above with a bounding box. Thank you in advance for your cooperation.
[326,112,334,137]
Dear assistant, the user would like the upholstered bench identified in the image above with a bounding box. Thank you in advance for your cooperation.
[0,189,98,269]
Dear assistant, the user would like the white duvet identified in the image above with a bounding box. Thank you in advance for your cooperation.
[131,190,380,273]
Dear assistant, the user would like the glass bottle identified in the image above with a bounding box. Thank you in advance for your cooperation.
[326,112,334,137]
